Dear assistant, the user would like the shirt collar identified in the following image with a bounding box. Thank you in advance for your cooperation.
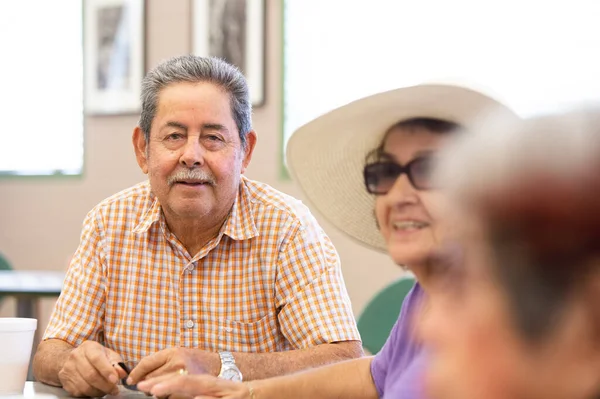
[132,177,259,241]
[220,176,259,241]
[132,187,161,234]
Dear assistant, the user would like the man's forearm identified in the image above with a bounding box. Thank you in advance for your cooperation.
[230,340,364,381]
[252,356,378,399]
[32,339,74,386]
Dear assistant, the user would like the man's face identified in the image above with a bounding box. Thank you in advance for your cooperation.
[419,212,600,399]
[418,218,533,399]
[133,81,256,225]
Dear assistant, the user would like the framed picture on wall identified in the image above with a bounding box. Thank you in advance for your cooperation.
[192,0,266,107]
[83,0,145,115]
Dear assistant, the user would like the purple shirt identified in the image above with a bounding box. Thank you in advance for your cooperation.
[370,282,426,399]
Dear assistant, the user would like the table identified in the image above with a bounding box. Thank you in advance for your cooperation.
[0,270,64,318]
[25,382,147,399]
[0,270,65,381]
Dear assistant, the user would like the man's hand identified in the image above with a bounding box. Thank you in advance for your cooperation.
[57,341,126,397]
[137,372,250,399]
[127,348,220,385]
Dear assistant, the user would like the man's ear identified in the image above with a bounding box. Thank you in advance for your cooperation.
[133,126,149,174]
[240,130,257,174]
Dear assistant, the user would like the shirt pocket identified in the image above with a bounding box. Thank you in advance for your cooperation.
[217,312,280,353]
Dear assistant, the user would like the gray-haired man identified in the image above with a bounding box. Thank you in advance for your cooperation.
[33,55,362,397]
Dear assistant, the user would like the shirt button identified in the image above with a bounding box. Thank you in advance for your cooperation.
[185,320,195,329]
[187,263,196,274]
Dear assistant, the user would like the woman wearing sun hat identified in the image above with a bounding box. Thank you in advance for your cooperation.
[135,82,518,398]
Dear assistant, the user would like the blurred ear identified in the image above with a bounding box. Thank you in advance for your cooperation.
[579,265,600,394]
[584,264,600,342]
[553,271,600,398]
[240,130,257,174]
[133,126,149,174]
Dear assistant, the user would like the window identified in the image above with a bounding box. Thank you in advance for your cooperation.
[283,0,600,160]
[0,1,83,176]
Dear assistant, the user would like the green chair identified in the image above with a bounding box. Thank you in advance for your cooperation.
[357,275,416,354]
[0,252,12,271]
[0,252,13,303]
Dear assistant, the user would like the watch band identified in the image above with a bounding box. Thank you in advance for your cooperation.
[218,351,243,381]
[219,351,236,366]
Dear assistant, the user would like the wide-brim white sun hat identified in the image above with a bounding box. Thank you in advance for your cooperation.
[285,83,518,252]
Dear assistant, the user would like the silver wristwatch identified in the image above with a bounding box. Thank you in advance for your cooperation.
[217,351,243,381]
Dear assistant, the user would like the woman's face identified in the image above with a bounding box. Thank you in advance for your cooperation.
[419,213,600,399]
[374,126,449,268]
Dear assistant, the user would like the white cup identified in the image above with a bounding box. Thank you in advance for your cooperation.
[0,318,37,395]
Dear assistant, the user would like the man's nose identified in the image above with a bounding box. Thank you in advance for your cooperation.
[180,138,204,167]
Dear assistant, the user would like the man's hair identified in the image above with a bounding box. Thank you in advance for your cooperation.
[365,117,461,164]
[139,55,252,149]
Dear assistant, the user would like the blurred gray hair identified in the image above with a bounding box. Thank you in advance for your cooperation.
[435,105,600,204]
[139,55,252,149]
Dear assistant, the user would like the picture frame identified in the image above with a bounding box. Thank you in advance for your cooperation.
[83,0,145,115]
[192,0,266,107]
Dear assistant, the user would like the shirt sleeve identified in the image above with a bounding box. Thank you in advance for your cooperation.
[275,216,361,348]
[370,316,401,396]
[43,208,107,346]
[370,283,421,397]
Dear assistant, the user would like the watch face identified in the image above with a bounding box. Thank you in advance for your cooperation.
[221,368,242,382]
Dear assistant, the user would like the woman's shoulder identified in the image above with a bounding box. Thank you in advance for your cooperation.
[385,280,424,347]
[400,280,425,317]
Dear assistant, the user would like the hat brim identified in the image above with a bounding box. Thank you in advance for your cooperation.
[285,84,518,252]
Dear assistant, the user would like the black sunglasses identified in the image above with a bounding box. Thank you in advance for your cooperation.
[363,156,435,194]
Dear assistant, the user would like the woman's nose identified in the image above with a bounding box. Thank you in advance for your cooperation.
[386,174,418,203]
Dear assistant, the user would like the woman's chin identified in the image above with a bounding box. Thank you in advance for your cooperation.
[386,236,437,268]
[389,248,432,270]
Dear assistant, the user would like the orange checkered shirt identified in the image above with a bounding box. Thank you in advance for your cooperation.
[44,177,360,368]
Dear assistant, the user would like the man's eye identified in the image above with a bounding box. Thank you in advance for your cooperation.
[166,133,184,140]
[206,135,223,142]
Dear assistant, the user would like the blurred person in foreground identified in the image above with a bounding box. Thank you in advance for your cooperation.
[32,55,362,397]
[421,106,600,399]
[135,83,517,398]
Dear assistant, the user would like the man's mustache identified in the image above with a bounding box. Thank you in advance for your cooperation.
[167,168,217,186]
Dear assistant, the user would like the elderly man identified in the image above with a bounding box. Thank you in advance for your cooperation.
[32,55,362,397]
